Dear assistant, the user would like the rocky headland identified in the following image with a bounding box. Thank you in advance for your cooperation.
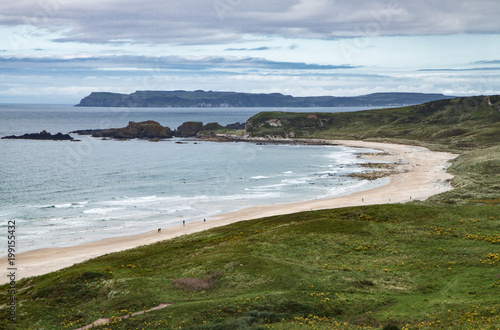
[75,90,455,108]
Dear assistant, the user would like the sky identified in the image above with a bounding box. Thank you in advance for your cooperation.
[0,0,499,104]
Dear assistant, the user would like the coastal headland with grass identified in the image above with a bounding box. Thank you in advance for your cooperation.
[1,95,500,329]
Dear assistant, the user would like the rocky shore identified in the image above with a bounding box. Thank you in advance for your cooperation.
[198,133,342,146]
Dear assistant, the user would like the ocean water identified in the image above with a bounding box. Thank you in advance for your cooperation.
[0,105,388,252]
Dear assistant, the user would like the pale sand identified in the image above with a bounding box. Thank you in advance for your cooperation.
[1,140,457,285]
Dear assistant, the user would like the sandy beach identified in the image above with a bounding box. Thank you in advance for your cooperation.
[1,140,457,285]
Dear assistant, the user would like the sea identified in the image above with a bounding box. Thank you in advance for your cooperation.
[0,104,390,253]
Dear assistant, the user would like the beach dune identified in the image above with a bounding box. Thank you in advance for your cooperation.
[1,140,457,285]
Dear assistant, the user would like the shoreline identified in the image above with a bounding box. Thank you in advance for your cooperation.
[1,140,457,285]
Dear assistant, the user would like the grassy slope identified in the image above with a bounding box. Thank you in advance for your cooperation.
[1,205,499,329]
[246,96,500,151]
[1,96,499,329]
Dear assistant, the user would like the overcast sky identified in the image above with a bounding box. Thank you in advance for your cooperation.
[1,0,499,103]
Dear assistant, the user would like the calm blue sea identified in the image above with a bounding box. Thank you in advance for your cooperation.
[0,105,388,252]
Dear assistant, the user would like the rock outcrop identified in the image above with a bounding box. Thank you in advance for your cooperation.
[72,121,173,139]
[2,130,75,140]
[174,122,204,137]
[71,119,245,140]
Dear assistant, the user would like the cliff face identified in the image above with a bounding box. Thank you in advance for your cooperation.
[76,92,129,107]
[75,90,456,108]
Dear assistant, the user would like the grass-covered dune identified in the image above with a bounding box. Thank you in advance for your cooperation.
[2,204,499,329]
[1,95,499,329]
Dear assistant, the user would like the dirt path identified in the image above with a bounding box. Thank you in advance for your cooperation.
[75,303,172,330]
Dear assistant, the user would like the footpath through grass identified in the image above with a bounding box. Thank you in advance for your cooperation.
[1,203,499,329]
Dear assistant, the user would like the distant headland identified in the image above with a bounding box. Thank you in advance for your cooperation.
[75,90,455,108]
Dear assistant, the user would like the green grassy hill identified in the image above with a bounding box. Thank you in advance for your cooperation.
[2,205,499,329]
[245,96,500,151]
[1,95,499,329]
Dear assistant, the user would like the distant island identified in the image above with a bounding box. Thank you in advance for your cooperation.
[75,90,456,108]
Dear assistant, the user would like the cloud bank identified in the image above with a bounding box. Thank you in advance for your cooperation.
[1,0,500,44]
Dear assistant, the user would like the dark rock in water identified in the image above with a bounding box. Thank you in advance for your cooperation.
[2,130,74,140]
[175,121,204,137]
[72,121,173,139]
[71,128,102,135]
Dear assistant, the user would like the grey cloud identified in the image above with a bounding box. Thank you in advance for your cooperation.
[471,60,500,65]
[419,67,500,72]
[0,0,499,45]
[225,46,276,51]
[0,54,357,72]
